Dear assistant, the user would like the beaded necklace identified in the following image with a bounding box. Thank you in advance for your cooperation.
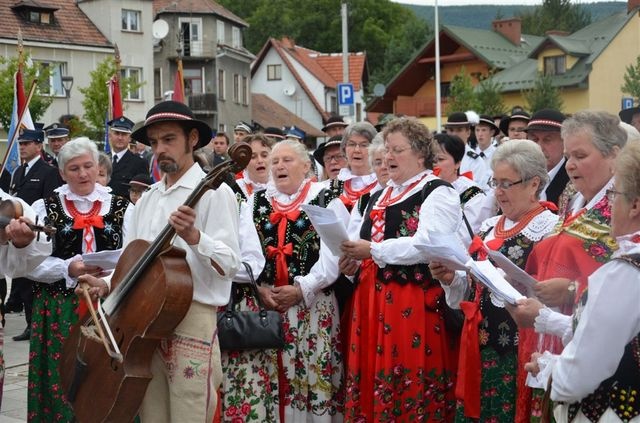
[271,180,312,213]
[64,198,103,253]
[340,179,377,207]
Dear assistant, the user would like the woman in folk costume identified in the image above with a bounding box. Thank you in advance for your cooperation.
[246,140,348,422]
[512,139,640,423]
[24,138,128,421]
[518,111,628,422]
[327,122,379,211]
[340,117,461,422]
[235,134,273,199]
[432,133,495,246]
[430,140,558,422]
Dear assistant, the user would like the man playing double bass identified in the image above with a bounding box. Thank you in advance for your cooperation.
[79,101,241,422]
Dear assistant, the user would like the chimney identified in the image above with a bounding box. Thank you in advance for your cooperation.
[629,0,640,13]
[492,17,522,46]
[281,36,295,50]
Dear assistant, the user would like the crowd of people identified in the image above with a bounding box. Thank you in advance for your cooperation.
[0,100,639,423]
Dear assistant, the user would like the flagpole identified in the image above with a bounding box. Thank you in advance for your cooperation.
[1,80,38,174]
[435,0,442,131]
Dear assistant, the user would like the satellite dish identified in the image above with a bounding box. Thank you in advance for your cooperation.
[373,83,386,97]
[152,19,169,40]
[283,84,296,97]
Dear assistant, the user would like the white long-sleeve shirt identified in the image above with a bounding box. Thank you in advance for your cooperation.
[0,188,52,277]
[109,163,241,306]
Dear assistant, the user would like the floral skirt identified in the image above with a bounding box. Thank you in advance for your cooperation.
[344,262,457,422]
[28,285,78,422]
[455,347,517,422]
[220,285,343,422]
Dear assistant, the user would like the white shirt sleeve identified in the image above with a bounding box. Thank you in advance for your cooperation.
[294,197,347,306]
[534,307,574,346]
[370,185,462,267]
[233,200,265,284]
[550,262,640,403]
[0,198,52,278]
[440,270,470,309]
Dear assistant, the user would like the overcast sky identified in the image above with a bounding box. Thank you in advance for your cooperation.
[392,0,608,5]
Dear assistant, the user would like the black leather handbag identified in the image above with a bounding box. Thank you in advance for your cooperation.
[217,263,285,351]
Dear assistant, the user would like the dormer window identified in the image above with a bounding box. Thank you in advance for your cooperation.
[12,1,58,25]
[544,55,566,76]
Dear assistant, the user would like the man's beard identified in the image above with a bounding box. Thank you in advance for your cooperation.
[159,157,179,173]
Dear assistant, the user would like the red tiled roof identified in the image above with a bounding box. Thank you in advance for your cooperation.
[252,93,324,138]
[0,0,111,47]
[252,37,367,119]
[153,0,247,27]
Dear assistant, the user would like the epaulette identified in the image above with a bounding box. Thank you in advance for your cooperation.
[466,150,480,159]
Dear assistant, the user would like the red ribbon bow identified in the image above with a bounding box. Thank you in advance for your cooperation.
[539,200,558,212]
[269,210,301,225]
[72,214,104,230]
[460,171,474,181]
[369,208,385,222]
[456,299,484,419]
[266,243,294,287]
[468,235,488,260]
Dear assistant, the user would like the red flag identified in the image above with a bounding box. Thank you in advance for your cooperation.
[172,59,185,103]
[107,76,123,120]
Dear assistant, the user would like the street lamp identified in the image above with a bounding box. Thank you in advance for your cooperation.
[61,75,74,115]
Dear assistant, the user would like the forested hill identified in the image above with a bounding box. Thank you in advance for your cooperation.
[402,2,626,30]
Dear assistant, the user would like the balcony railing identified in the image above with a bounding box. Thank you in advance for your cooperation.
[395,97,448,117]
[188,93,217,115]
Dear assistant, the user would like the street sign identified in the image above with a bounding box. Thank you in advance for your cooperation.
[339,105,353,117]
[622,97,634,110]
[337,83,354,106]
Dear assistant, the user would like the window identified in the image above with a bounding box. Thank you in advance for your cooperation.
[233,74,240,103]
[440,82,451,98]
[183,68,203,96]
[179,18,203,56]
[120,67,142,101]
[267,64,281,81]
[329,95,337,113]
[121,9,140,31]
[218,69,225,100]
[544,55,566,76]
[218,123,226,133]
[217,20,225,44]
[27,11,52,24]
[242,76,249,105]
[37,62,66,97]
[232,27,241,48]
[154,68,162,100]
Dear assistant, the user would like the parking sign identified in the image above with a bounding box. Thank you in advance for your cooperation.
[622,97,634,110]
[338,83,354,106]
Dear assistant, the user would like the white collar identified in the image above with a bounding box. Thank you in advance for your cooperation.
[24,155,40,171]
[569,177,614,215]
[265,178,312,203]
[156,163,203,193]
[547,157,565,183]
[241,170,268,191]
[55,183,112,203]
[113,149,127,160]
[614,230,640,257]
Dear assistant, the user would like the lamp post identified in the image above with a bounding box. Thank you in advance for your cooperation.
[61,75,74,115]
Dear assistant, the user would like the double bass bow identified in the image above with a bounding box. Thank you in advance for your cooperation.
[60,142,251,423]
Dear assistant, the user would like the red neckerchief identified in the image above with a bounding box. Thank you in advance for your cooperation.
[65,197,103,253]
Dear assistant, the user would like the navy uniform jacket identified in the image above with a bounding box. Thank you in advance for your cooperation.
[546,161,570,207]
[10,158,62,205]
[108,150,149,198]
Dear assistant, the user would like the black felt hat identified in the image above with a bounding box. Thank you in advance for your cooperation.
[525,109,566,132]
[131,101,212,149]
[478,114,500,136]
[322,115,347,133]
[499,109,531,136]
[313,136,343,166]
[444,112,470,127]
[619,106,640,125]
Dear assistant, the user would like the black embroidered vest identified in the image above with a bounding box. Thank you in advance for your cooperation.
[567,253,640,423]
[359,180,448,286]
[39,194,128,295]
[253,188,336,286]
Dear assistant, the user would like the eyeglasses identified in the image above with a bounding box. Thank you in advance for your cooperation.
[129,188,148,195]
[346,142,370,150]
[323,154,346,163]
[384,146,411,156]
[488,178,528,190]
[606,189,627,202]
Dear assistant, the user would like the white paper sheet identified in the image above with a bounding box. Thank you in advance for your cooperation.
[485,247,538,296]
[300,204,349,256]
[82,249,122,270]
[413,231,471,271]
[467,259,526,305]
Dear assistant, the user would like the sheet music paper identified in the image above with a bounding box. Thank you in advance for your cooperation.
[467,259,526,305]
[82,249,122,270]
[413,231,471,271]
[485,247,538,297]
[300,204,349,256]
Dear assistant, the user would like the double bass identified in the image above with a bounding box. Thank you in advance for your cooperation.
[60,142,251,422]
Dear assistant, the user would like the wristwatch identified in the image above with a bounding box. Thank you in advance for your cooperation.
[567,280,577,294]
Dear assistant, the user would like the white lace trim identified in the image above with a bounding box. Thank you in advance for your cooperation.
[55,183,112,203]
[479,209,558,241]
[265,178,315,203]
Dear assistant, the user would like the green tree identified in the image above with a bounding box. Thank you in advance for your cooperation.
[0,55,52,130]
[446,67,480,115]
[79,57,143,133]
[476,76,506,116]
[522,73,563,112]
[519,0,591,36]
[621,55,640,103]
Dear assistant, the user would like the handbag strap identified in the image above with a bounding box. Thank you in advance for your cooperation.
[236,261,268,312]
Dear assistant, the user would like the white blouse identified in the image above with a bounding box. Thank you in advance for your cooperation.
[369,170,462,268]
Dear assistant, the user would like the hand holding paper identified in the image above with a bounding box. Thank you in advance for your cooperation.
[413,230,471,271]
[300,204,349,256]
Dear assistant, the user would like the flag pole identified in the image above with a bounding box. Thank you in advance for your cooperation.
[1,80,38,174]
